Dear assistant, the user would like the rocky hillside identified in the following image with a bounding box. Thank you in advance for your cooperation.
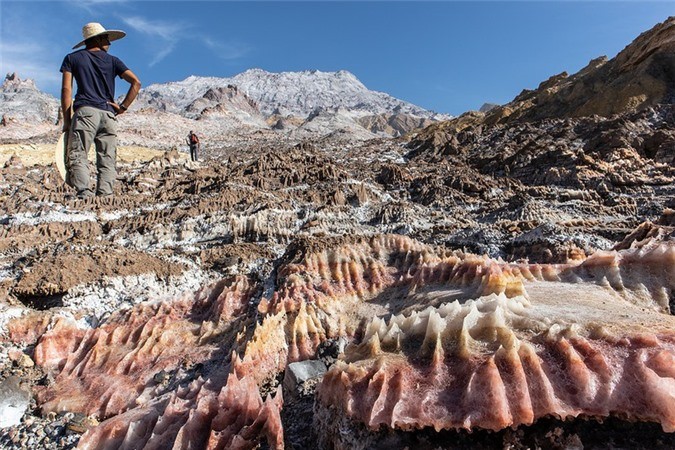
[407,17,675,197]
[482,16,674,126]
[183,84,268,127]
[413,15,675,142]
[0,73,59,124]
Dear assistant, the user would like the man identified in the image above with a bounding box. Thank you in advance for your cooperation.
[186,130,200,162]
[60,22,141,198]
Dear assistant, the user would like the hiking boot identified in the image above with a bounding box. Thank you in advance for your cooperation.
[77,190,95,199]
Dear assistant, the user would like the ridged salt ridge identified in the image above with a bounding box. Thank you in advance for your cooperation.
[77,373,284,449]
[34,276,254,418]
[316,243,675,432]
[266,235,547,316]
[568,243,675,312]
[319,332,675,432]
[25,237,675,447]
[360,294,531,360]
[251,238,675,389]
[229,209,299,242]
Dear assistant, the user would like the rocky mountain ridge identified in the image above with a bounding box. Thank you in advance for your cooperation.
[0,69,448,144]
[134,68,447,137]
[139,69,445,119]
[405,16,675,192]
[456,16,674,129]
[0,73,59,125]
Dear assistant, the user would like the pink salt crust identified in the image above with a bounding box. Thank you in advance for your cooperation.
[317,240,675,434]
[8,235,675,448]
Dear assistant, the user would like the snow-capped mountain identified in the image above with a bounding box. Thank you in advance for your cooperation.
[132,68,450,137]
[136,68,447,120]
[138,69,449,134]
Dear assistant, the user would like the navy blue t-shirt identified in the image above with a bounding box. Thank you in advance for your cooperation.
[60,49,129,113]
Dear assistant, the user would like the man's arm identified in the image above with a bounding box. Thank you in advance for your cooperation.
[108,70,141,115]
[61,71,73,132]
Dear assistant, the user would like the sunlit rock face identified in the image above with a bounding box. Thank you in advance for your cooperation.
[20,235,674,448]
[315,240,675,445]
[468,17,675,125]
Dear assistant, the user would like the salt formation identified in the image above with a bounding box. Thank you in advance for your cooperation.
[317,245,675,440]
[30,276,284,448]
[8,235,672,448]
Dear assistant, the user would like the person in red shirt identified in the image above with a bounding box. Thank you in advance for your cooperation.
[186,130,200,162]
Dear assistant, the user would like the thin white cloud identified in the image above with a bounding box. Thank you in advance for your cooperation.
[121,16,251,66]
[121,16,183,66]
[67,0,131,15]
[123,16,177,41]
[202,37,251,61]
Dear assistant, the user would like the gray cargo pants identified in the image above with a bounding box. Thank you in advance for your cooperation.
[67,106,118,197]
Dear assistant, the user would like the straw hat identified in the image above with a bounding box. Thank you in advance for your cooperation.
[73,22,126,49]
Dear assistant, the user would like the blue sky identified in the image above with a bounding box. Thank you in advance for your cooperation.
[1,1,673,115]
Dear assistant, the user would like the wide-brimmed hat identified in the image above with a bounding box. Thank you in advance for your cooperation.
[73,22,126,49]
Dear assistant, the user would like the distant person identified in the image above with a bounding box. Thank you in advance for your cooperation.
[60,22,141,198]
[186,130,200,162]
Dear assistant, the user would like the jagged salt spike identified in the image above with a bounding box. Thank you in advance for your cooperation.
[544,323,563,341]
[521,265,536,281]
[422,309,446,354]
[437,299,461,319]
[364,317,386,341]
[483,302,507,331]
[367,332,382,356]
[409,309,430,336]
[458,305,480,358]
[541,265,561,282]
[463,303,481,332]
[432,332,445,367]
[473,293,495,313]
[292,303,309,338]
[652,286,670,312]
[509,294,531,311]
[306,304,324,334]
[445,301,472,333]
[497,327,520,350]
[366,364,389,427]
[388,312,408,334]
[398,311,420,335]
[606,264,625,291]
[564,323,581,339]
[382,322,402,349]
